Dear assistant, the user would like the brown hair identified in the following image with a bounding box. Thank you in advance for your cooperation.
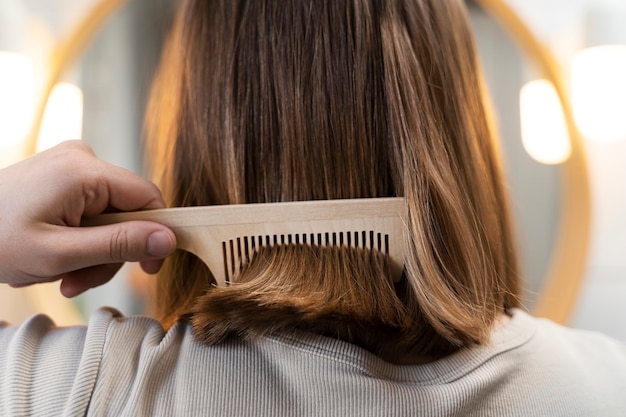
[146,0,520,360]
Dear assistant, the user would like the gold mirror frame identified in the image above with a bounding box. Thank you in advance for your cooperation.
[475,0,590,323]
[25,0,591,324]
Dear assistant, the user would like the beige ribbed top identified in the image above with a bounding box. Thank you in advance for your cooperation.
[1,308,625,416]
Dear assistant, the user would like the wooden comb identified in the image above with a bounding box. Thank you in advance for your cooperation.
[84,197,406,286]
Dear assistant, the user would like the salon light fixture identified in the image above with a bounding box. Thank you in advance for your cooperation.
[0,51,35,167]
[36,82,84,152]
[520,79,571,165]
[571,45,626,143]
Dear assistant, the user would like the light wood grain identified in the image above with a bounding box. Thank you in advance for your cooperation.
[85,198,408,286]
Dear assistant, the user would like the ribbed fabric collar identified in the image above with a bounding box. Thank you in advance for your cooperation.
[266,308,537,385]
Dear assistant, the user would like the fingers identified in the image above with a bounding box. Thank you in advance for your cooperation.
[45,141,165,218]
[80,160,167,218]
[140,259,165,275]
[59,263,124,297]
[0,141,175,293]
[99,163,166,212]
[59,259,165,298]
[40,221,177,275]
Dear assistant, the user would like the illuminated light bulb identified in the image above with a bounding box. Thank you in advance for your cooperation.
[571,45,626,143]
[519,79,572,165]
[0,51,35,149]
[37,82,84,152]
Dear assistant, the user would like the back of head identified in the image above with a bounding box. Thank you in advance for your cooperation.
[147,0,520,360]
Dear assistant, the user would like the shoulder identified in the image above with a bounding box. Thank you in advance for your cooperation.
[0,308,185,416]
[512,310,626,369]
[483,309,626,414]
[0,311,94,415]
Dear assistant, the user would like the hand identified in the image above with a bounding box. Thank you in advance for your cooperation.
[0,141,176,297]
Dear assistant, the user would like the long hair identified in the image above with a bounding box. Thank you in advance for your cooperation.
[146,0,520,360]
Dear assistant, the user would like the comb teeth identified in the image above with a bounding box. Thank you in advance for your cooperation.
[83,197,406,287]
[222,231,390,283]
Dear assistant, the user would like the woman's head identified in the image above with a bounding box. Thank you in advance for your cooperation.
[147,0,520,359]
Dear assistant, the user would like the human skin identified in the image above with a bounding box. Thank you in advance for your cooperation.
[0,140,176,297]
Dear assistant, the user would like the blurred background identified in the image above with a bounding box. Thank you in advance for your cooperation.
[0,0,625,341]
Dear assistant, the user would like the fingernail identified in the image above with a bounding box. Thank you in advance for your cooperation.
[147,231,175,258]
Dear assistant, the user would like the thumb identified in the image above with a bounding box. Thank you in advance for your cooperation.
[48,221,177,274]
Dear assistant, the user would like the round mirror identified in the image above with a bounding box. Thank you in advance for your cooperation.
[20,0,590,322]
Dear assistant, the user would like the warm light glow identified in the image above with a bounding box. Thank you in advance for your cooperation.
[37,82,84,152]
[0,51,35,149]
[571,45,626,143]
[520,79,571,164]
